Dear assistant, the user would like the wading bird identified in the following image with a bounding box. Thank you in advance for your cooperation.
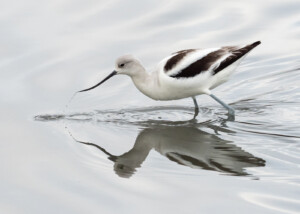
[78,41,261,118]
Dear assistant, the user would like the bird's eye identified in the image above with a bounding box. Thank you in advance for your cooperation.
[120,63,125,67]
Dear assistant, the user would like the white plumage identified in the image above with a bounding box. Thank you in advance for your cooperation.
[78,41,261,118]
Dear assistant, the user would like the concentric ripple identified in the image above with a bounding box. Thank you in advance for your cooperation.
[34,106,219,127]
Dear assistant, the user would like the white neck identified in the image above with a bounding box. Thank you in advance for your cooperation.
[130,69,159,100]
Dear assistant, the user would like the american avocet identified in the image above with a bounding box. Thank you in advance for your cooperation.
[78,41,261,118]
[68,126,265,178]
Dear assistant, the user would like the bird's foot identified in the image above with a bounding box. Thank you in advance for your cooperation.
[226,107,235,121]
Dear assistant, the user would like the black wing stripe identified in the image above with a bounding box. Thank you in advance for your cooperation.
[213,41,261,75]
[170,49,225,78]
[169,41,261,79]
[164,49,195,71]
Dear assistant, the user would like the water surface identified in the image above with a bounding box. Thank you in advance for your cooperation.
[1,0,300,213]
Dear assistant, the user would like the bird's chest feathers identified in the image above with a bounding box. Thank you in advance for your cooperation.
[131,75,163,100]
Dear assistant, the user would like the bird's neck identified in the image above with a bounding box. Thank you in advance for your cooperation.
[131,69,158,100]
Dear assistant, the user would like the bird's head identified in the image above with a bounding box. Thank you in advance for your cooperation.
[78,55,144,93]
[114,54,144,77]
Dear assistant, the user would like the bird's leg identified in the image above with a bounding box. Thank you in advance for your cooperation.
[192,97,199,109]
[209,94,235,116]
[192,97,199,118]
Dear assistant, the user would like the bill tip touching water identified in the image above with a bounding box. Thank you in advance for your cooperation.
[72,41,261,118]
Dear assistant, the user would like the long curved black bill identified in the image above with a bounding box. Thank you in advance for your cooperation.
[78,71,117,93]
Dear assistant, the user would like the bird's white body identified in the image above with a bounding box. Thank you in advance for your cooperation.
[130,47,246,101]
[79,41,261,117]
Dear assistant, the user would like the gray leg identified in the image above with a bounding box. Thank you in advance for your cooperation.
[209,94,235,116]
[192,97,199,109]
[192,97,199,118]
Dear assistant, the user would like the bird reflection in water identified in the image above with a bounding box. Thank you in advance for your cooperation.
[71,124,265,178]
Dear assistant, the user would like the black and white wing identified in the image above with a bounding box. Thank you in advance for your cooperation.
[164,41,261,79]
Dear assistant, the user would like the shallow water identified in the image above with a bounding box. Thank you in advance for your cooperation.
[1,0,300,213]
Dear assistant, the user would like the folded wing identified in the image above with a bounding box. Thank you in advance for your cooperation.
[165,41,261,79]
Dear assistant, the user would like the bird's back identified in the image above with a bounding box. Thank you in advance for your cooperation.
[160,41,261,79]
[151,41,261,100]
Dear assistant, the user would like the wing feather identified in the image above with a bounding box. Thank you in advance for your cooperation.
[167,41,261,79]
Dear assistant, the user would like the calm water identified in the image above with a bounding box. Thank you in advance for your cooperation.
[1,0,300,213]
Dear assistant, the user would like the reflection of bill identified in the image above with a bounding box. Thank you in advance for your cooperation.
[73,126,265,178]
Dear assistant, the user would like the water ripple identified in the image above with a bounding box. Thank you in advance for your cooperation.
[34,106,219,127]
